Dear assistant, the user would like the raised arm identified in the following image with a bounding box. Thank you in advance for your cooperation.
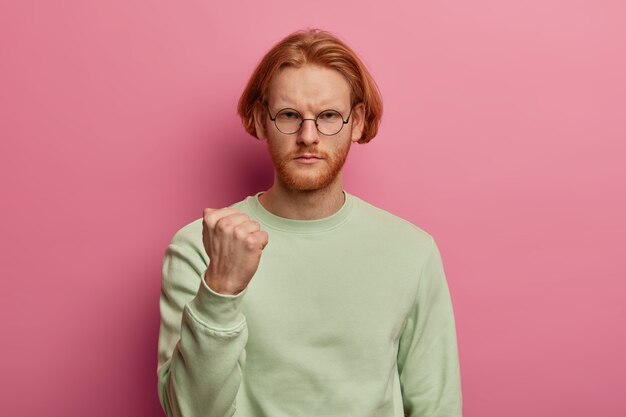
[157,208,268,417]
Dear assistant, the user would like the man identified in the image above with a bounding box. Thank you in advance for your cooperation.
[157,29,463,417]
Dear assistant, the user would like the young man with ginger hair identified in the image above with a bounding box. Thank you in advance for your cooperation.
[157,29,463,417]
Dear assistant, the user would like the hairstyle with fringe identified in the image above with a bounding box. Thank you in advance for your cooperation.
[237,29,383,144]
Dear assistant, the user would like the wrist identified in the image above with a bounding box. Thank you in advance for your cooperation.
[204,269,244,295]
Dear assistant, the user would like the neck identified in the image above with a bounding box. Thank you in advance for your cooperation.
[258,174,346,220]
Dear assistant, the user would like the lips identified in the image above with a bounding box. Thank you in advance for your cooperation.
[292,153,324,165]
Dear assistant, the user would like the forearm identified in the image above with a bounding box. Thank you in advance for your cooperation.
[157,235,249,417]
[158,280,248,417]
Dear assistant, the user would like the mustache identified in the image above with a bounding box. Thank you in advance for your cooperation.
[289,149,328,159]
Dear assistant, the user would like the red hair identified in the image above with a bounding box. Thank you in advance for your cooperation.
[237,29,383,144]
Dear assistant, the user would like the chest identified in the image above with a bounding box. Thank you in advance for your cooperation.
[241,233,419,363]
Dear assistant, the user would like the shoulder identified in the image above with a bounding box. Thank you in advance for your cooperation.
[169,218,203,249]
[348,193,434,250]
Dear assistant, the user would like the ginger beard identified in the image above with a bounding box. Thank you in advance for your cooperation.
[267,136,353,191]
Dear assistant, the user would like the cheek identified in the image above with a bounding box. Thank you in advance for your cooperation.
[266,139,290,159]
[267,137,283,150]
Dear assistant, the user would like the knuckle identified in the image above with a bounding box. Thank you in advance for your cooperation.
[203,208,219,221]
[215,217,232,231]
[233,225,248,240]
[244,235,258,249]
[204,212,218,225]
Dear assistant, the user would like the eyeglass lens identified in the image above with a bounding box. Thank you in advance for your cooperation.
[274,109,345,135]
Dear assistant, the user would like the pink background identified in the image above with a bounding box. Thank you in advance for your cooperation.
[1,0,625,416]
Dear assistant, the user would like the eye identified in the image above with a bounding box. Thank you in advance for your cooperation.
[318,111,341,121]
[276,110,301,120]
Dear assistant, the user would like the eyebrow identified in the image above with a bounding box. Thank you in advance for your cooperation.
[271,103,349,113]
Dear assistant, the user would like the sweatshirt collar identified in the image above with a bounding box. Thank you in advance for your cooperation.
[246,190,353,233]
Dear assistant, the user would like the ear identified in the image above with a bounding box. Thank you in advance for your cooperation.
[350,102,366,143]
[253,104,267,141]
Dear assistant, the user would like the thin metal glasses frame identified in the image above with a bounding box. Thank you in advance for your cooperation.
[266,106,353,136]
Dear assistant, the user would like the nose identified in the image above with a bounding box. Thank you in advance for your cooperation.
[297,118,320,146]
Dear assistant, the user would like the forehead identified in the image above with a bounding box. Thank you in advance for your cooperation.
[267,64,351,109]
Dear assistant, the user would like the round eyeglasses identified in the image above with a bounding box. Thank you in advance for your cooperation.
[267,107,353,136]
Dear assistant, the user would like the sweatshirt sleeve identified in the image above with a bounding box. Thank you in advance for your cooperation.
[157,228,248,417]
[397,237,463,417]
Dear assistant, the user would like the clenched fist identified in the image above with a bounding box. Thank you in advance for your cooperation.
[202,207,268,295]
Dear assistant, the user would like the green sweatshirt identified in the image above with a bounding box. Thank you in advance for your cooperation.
[157,191,462,417]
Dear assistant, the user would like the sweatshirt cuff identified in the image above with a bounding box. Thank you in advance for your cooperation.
[187,277,248,330]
